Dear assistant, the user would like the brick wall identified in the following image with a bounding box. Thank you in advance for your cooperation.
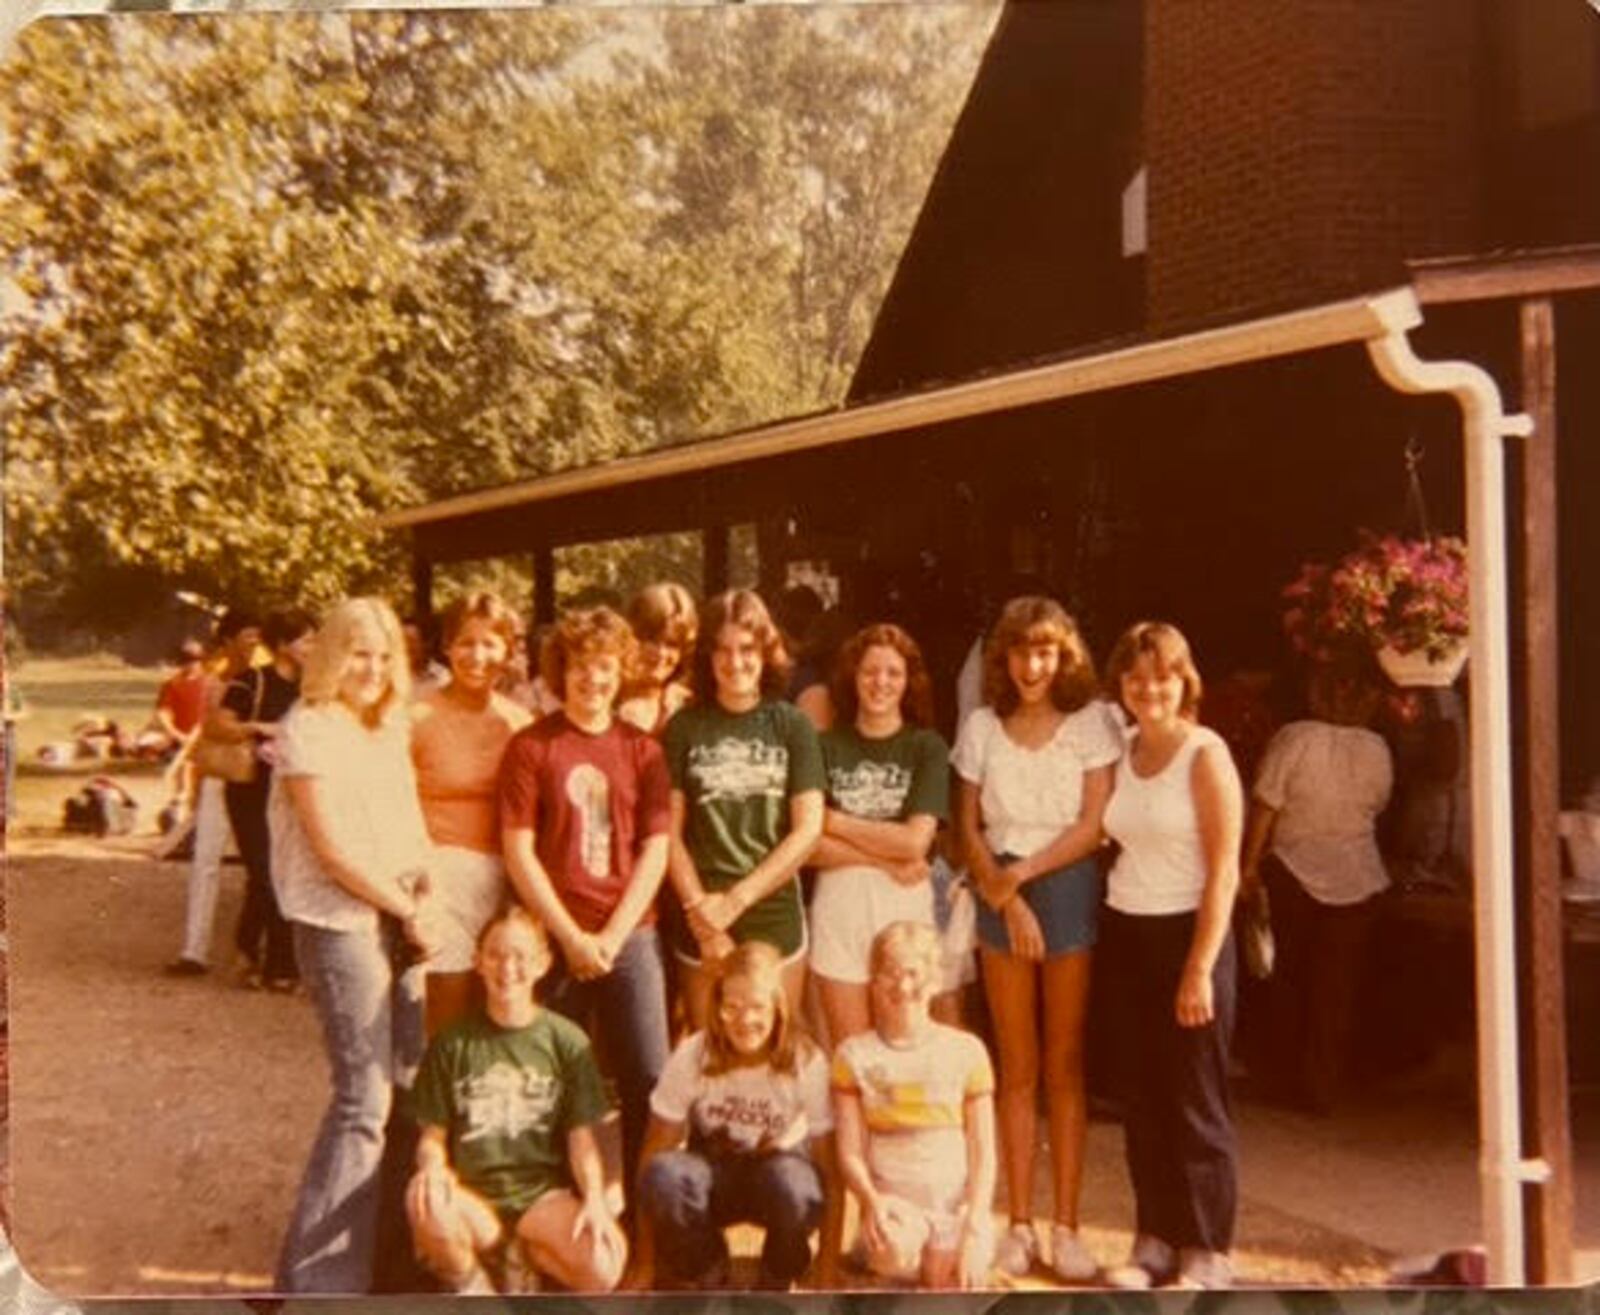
[1145,0,1484,332]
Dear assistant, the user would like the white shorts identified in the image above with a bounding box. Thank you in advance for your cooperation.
[428,846,508,973]
[810,863,976,994]
[810,865,935,986]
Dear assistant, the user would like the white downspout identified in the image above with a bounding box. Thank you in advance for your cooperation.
[1364,295,1538,1286]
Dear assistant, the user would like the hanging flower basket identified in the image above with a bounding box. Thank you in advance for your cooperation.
[1282,532,1469,680]
[1376,641,1468,688]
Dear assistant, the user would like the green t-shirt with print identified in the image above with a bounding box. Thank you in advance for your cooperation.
[410,1009,608,1219]
[820,723,950,823]
[663,699,825,955]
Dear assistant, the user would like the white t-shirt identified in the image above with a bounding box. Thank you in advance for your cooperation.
[831,1023,994,1213]
[1254,720,1392,905]
[268,700,433,931]
[951,702,1122,858]
[650,1031,833,1155]
[1104,724,1234,916]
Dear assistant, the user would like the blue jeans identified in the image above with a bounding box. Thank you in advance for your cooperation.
[641,1148,823,1286]
[276,918,425,1293]
[542,925,669,1193]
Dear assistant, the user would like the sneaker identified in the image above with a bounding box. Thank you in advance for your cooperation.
[1176,1248,1233,1289]
[447,1264,495,1295]
[163,957,208,977]
[500,1242,541,1294]
[1049,1224,1099,1283]
[994,1221,1039,1277]
[1104,1234,1178,1289]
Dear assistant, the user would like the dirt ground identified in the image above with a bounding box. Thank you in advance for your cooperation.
[2,793,1405,1300]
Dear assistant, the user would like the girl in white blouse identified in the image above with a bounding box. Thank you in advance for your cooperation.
[1100,622,1243,1290]
[952,597,1119,1284]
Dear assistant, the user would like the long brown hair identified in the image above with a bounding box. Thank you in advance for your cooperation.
[694,590,791,703]
[830,623,935,728]
[982,596,1097,716]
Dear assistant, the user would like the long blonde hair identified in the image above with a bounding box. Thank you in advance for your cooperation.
[299,597,411,725]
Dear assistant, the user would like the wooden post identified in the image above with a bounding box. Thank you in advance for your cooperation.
[1515,296,1573,1284]
[410,551,434,630]
[533,544,556,627]
[704,525,730,596]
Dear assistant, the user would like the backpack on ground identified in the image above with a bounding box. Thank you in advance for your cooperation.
[62,777,139,838]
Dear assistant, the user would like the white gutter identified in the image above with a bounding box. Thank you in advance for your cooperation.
[1365,294,1540,1286]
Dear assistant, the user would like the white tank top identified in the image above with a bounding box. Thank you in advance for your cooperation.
[1103,724,1229,916]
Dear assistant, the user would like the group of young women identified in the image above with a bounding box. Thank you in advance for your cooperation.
[263,580,1245,1295]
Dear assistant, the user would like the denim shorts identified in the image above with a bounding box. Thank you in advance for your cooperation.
[976,855,1101,958]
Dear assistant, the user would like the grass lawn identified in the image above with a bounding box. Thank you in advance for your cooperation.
[9,654,171,828]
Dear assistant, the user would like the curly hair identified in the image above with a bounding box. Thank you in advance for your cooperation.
[982,596,1097,716]
[625,582,698,689]
[439,590,522,652]
[299,597,410,725]
[539,606,637,704]
[702,941,804,1078]
[830,623,935,728]
[1104,621,1204,721]
[693,589,791,702]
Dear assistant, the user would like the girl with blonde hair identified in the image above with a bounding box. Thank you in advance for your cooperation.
[269,596,443,1293]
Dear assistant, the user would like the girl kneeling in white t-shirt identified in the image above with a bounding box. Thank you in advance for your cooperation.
[631,941,841,1291]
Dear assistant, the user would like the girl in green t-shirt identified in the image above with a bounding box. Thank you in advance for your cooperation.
[406,907,626,1294]
[810,623,953,1046]
[663,589,825,1031]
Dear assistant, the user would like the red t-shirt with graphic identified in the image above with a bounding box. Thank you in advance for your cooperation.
[497,712,672,931]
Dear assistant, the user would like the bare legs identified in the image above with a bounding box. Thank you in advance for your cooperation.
[981,946,1092,1229]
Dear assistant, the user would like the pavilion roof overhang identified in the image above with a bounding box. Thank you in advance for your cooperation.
[378,286,1423,540]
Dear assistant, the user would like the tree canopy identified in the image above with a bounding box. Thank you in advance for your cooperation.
[0,4,995,638]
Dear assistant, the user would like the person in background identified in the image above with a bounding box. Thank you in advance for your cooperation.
[269,596,442,1294]
[832,922,997,1290]
[166,607,262,977]
[406,906,626,1295]
[1240,656,1391,1113]
[952,597,1117,1284]
[506,625,564,718]
[809,623,952,1045]
[663,589,824,1028]
[211,609,316,990]
[1101,622,1243,1290]
[411,592,530,1036]
[499,606,673,1197]
[2,587,26,828]
[403,615,450,694]
[618,583,697,736]
[151,639,210,755]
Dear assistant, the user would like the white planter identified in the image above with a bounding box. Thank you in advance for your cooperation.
[1376,642,1467,688]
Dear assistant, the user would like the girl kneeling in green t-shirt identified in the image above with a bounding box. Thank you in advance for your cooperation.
[406,907,626,1293]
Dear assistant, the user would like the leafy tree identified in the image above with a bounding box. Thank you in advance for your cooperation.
[0,4,996,636]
